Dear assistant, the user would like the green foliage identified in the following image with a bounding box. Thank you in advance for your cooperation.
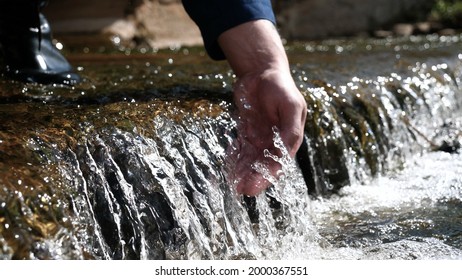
[431,0,462,27]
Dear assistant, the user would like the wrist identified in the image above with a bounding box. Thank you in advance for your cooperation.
[218,19,290,77]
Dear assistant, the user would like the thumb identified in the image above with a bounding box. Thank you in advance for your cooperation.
[278,101,307,158]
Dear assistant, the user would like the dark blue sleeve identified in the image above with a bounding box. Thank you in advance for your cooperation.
[182,0,276,60]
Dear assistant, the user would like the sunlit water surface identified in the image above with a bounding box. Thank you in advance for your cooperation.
[311,150,462,259]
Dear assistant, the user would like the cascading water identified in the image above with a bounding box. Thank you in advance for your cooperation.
[0,35,461,259]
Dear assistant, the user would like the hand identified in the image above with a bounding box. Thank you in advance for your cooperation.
[218,20,307,196]
[230,69,307,196]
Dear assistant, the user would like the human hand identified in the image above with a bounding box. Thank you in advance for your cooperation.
[229,69,307,196]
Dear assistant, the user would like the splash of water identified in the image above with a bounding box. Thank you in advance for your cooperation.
[248,127,327,259]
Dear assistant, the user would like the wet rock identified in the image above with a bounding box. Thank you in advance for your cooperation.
[432,121,462,154]
[374,30,394,38]
[438,28,457,36]
[393,23,414,37]
[102,19,137,42]
[436,140,461,154]
[297,82,353,196]
[415,22,432,34]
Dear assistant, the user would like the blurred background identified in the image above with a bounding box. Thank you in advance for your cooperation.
[45,0,462,50]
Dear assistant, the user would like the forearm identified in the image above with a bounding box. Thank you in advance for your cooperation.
[217,19,290,78]
[182,0,276,60]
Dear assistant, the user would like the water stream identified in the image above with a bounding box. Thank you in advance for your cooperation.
[0,35,461,259]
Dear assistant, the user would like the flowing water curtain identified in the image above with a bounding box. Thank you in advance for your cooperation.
[298,57,462,198]
[54,112,266,259]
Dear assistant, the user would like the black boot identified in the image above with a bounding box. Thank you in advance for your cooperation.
[0,0,81,85]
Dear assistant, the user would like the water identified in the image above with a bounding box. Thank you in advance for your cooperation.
[312,150,462,259]
[0,35,462,259]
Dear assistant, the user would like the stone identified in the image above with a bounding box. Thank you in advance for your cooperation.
[374,30,394,38]
[415,22,432,34]
[439,28,457,36]
[393,23,414,37]
[128,0,202,49]
[46,0,202,49]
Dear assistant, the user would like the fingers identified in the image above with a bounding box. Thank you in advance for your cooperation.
[231,135,280,196]
[235,171,270,196]
[278,95,307,157]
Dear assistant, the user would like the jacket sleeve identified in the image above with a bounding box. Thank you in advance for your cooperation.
[182,0,276,60]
